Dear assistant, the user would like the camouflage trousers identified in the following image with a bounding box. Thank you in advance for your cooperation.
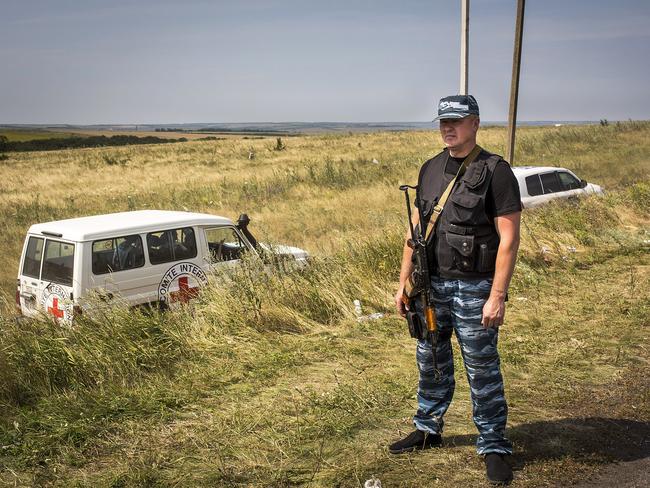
[412,277,513,455]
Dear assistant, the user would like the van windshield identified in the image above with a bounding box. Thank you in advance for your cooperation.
[42,240,75,286]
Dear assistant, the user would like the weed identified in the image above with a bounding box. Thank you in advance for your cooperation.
[102,154,130,166]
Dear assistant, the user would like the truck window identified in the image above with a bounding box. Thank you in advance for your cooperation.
[558,171,581,191]
[147,227,197,265]
[41,240,75,286]
[92,234,145,274]
[171,228,197,260]
[525,175,543,196]
[22,236,44,279]
[540,172,563,194]
[206,227,246,262]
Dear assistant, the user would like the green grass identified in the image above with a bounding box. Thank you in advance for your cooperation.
[0,124,649,486]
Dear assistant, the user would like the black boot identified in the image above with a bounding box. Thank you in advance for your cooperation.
[484,453,513,485]
[388,430,442,454]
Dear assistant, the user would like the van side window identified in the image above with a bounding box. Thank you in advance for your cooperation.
[42,240,75,286]
[22,236,44,279]
[92,235,145,274]
[525,175,543,197]
[206,227,246,262]
[147,227,197,265]
[540,172,563,194]
[172,227,197,261]
[558,171,581,191]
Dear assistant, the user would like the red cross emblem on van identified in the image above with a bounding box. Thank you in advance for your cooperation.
[48,297,65,319]
[158,262,208,305]
[169,276,200,303]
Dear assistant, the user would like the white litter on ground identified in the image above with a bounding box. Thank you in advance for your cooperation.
[364,477,382,488]
[353,300,384,322]
[358,312,384,322]
[353,299,363,317]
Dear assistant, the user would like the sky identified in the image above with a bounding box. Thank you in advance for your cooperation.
[1,0,649,124]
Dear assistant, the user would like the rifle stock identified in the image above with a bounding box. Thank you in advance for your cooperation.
[424,304,436,332]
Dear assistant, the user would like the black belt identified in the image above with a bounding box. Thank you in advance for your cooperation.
[447,223,494,237]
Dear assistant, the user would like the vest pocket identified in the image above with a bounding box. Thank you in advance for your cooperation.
[445,232,475,271]
[462,161,487,189]
[448,192,481,223]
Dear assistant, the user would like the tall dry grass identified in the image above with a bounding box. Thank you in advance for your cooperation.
[2,122,649,299]
[0,123,649,486]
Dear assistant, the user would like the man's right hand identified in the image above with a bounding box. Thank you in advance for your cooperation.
[395,285,408,317]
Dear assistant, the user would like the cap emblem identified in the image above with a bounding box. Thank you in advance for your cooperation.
[440,101,469,111]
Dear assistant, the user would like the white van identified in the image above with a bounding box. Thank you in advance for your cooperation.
[16,210,308,323]
[512,166,604,209]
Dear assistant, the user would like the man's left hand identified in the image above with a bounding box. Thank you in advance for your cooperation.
[481,295,506,328]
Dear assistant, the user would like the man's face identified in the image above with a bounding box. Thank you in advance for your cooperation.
[439,116,479,150]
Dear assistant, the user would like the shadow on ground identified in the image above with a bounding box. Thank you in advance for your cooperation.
[445,417,650,468]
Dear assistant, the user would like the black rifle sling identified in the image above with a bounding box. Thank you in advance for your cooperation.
[404,144,482,298]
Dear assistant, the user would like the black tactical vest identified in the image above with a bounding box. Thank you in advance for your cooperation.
[416,148,502,279]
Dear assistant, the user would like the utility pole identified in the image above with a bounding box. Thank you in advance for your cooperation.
[506,0,526,164]
[460,0,469,95]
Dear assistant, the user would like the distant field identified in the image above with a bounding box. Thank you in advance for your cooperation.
[62,129,243,140]
[0,129,80,142]
[0,128,252,143]
[0,123,648,487]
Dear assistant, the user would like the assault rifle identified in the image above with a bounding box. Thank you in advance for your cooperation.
[399,184,440,378]
[397,146,482,379]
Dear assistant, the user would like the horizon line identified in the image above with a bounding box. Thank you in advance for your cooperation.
[2,119,640,127]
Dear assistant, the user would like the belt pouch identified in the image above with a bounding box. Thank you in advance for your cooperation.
[406,310,427,340]
[446,232,476,271]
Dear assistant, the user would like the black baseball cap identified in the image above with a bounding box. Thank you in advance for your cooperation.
[433,95,480,121]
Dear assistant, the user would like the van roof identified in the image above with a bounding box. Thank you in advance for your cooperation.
[511,166,570,176]
[28,210,234,242]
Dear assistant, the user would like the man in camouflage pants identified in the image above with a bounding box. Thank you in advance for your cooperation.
[389,95,522,485]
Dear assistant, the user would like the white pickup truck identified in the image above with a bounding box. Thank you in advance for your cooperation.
[16,210,308,323]
[512,166,604,209]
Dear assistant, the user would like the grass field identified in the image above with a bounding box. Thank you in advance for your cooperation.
[0,129,80,142]
[0,123,649,486]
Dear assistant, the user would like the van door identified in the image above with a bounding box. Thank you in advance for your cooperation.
[146,227,207,307]
[202,225,255,274]
[20,237,76,323]
[538,171,566,205]
[88,234,150,306]
[18,235,44,317]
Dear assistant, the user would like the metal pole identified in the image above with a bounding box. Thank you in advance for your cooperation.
[506,0,525,164]
[460,0,469,95]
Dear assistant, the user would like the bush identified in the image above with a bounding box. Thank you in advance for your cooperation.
[102,154,130,166]
[274,137,286,151]
[1,135,188,152]
[627,181,650,213]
